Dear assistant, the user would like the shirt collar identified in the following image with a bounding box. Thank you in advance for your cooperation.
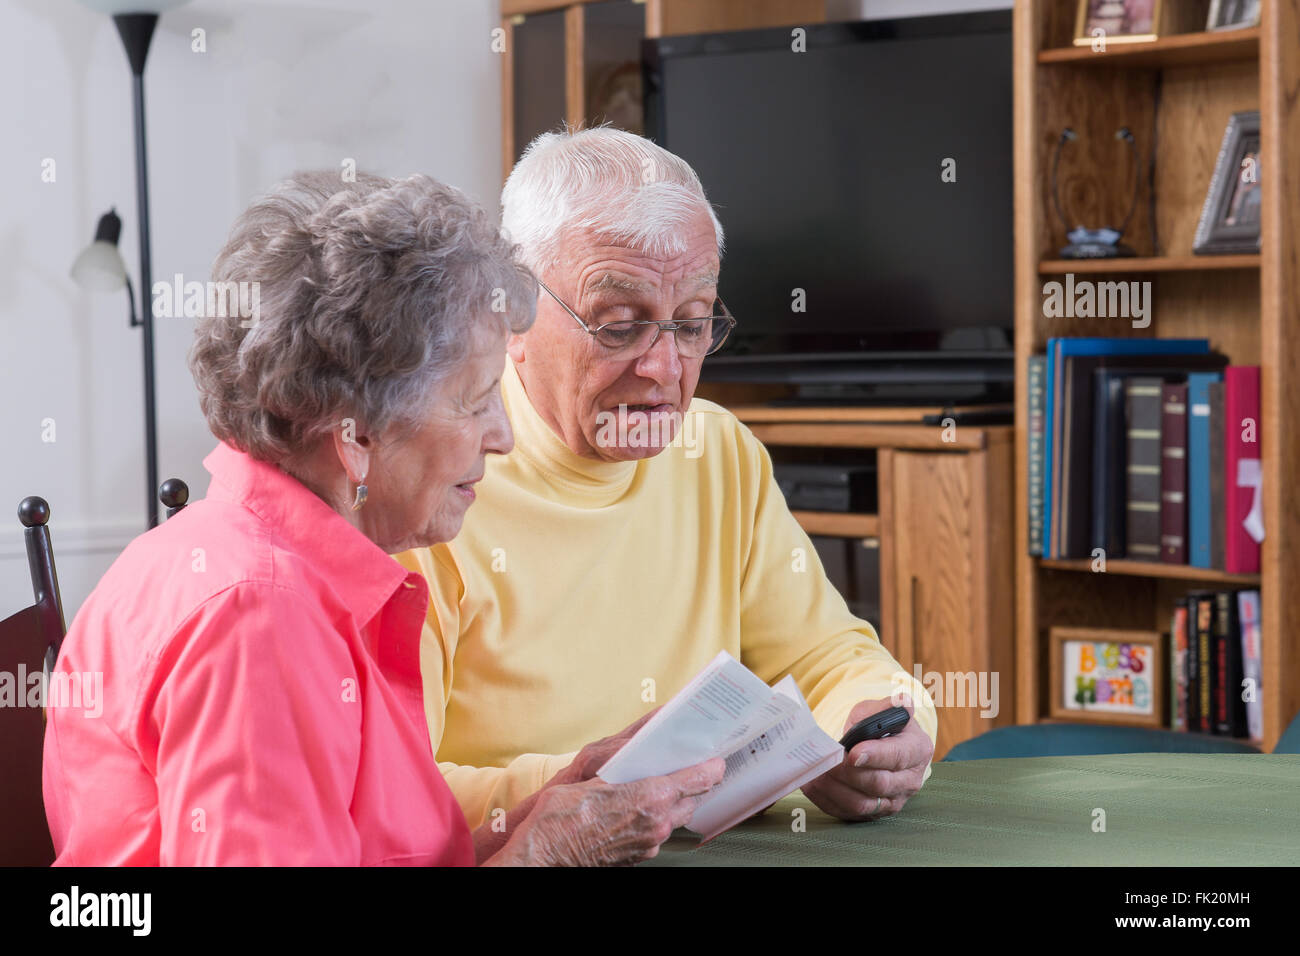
[202,441,413,630]
[501,359,637,494]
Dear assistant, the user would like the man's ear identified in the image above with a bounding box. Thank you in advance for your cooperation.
[507,331,526,364]
[332,425,372,483]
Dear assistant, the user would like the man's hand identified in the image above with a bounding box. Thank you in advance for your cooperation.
[800,694,933,822]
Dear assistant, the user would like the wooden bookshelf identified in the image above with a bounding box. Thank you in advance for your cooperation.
[1036,27,1260,68]
[1038,254,1261,274]
[1039,558,1262,586]
[1014,1,1299,750]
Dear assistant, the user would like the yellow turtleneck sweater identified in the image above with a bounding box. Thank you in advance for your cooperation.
[394,360,937,827]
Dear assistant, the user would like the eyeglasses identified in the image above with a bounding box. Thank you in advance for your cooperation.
[537,278,736,360]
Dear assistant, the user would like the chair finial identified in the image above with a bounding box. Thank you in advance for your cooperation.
[159,478,189,512]
[18,497,50,528]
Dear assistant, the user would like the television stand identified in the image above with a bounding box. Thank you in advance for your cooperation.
[690,391,1015,760]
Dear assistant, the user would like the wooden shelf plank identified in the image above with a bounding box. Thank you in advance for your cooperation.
[791,511,879,538]
[1037,28,1260,69]
[746,422,992,451]
[1038,255,1261,274]
[1039,557,1261,586]
[726,404,1012,424]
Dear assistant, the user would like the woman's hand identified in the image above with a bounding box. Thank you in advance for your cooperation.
[484,758,725,867]
[551,707,662,787]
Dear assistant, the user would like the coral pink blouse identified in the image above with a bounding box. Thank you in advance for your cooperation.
[43,442,475,866]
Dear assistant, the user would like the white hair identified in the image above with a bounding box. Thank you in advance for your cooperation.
[500,126,724,274]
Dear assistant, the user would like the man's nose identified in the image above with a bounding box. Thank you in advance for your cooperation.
[635,327,683,386]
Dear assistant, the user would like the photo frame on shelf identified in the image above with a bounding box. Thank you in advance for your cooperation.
[1193,110,1262,255]
[1073,0,1162,47]
[1049,627,1165,727]
[1207,0,1261,32]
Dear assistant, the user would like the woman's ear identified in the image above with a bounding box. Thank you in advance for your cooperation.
[332,424,372,483]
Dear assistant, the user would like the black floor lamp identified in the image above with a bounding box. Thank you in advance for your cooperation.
[69,1,189,529]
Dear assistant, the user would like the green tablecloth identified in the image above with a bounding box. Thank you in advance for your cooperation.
[642,754,1300,866]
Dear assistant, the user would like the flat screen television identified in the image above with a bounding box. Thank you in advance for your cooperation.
[643,11,1014,400]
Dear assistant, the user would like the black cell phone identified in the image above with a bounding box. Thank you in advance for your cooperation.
[839,706,910,750]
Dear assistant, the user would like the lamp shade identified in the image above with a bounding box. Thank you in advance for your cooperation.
[71,242,129,293]
[75,0,190,13]
[71,208,129,292]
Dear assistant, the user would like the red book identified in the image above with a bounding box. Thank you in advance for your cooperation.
[1224,366,1262,574]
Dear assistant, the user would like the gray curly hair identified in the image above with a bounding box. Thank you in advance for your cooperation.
[190,170,536,463]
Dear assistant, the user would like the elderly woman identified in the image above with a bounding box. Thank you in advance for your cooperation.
[41,171,722,866]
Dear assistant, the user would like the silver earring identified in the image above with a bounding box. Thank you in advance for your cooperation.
[351,476,368,511]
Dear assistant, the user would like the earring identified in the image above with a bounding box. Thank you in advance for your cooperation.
[351,475,368,511]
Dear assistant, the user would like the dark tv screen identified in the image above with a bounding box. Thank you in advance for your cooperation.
[645,13,1014,356]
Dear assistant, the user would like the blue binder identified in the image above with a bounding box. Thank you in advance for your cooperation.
[1186,371,1222,568]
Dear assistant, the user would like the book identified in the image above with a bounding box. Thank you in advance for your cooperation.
[1208,381,1226,570]
[1185,595,1203,731]
[1237,589,1263,740]
[1213,590,1248,738]
[1093,371,1130,558]
[1088,355,1225,560]
[1124,378,1164,561]
[1160,382,1188,564]
[1170,602,1189,732]
[1028,354,1046,555]
[1058,356,1090,558]
[1224,366,1262,574]
[1186,372,1223,568]
[1042,338,1210,558]
[597,651,842,841]
[1191,593,1216,734]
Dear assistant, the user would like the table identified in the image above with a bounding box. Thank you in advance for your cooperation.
[642,754,1300,866]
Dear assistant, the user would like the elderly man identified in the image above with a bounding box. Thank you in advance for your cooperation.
[396,128,937,830]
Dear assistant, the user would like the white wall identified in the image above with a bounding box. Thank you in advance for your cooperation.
[0,0,502,622]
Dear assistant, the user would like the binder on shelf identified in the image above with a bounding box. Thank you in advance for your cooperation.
[1042,337,1210,559]
[1160,382,1188,565]
[1124,378,1164,562]
[1186,372,1222,569]
[1223,366,1262,574]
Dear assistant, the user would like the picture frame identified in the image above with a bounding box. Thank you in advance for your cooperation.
[1049,627,1165,727]
[1073,0,1162,47]
[1207,0,1261,31]
[1193,110,1262,255]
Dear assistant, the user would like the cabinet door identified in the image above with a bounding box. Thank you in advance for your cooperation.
[508,8,567,169]
[583,0,646,134]
[888,448,1013,759]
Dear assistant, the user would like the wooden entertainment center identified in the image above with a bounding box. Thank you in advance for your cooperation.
[702,400,1017,761]
[498,0,1300,755]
